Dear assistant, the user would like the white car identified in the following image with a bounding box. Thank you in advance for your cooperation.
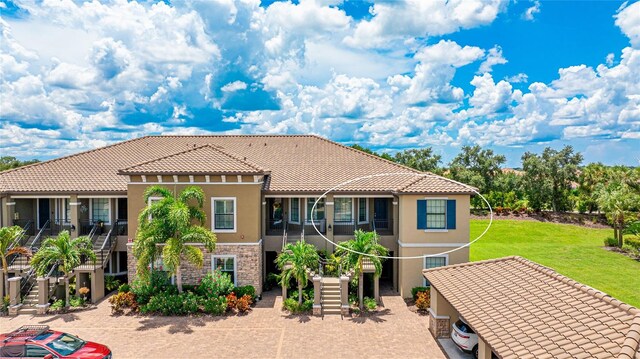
[452,319,479,358]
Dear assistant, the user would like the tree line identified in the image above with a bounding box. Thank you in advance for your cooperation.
[352,144,640,247]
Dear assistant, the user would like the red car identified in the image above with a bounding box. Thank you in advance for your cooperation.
[0,325,111,359]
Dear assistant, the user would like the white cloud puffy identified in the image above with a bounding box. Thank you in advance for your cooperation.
[615,1,640,48]
[221,80,248,92]
[344,0,508,48]
[478,45,507,73]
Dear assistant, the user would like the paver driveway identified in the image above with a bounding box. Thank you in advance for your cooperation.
[0,288,446,359]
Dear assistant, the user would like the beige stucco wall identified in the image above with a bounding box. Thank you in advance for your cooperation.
[126,182,262,244]
[396,193,471,298]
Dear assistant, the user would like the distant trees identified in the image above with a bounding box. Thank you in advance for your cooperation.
[393,148,442,174]
[595,167,640,246]
[448,145,506,208]
[0,156,39,171]
[521,146,583,212]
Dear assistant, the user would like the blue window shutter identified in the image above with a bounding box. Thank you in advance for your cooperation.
[417,200,427,229]
[446,200,456,229]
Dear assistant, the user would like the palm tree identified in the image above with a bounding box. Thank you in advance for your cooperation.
[276,241,319,305]
[0,226,30,296]
[133,185,216,293]
[30,230,95,307]
[335,230,388,310]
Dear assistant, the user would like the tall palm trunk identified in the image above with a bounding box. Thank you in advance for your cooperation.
[176,265,183,293]
[358,259,364,310]
[64,272,71,308]
[2,256,8,297]
[298,280,304,305]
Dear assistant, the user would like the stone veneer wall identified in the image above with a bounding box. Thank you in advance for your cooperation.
[429,311,451,338]
[126,242,263,294]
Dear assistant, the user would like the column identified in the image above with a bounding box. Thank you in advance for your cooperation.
[325,194,334,252]
[392,196,400,291]
[3,196,16,227]
[374,275,380,303]
[478,337,493,359]
[312,275,321,316]
[91,268,105,303]
[36,277,50,314]
[70,195,80,238]
[339,274,349,315]
[8,276,21,315]
[0,271,4,298]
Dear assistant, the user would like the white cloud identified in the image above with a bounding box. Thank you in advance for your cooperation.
[478,45,508,73]
[221,80,248,92]
[615,1,640,48]
[523,1,541,21]
[505,73,529,83]
[345,0,508,48]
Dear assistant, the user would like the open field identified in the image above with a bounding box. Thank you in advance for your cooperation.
[470,219,640,308]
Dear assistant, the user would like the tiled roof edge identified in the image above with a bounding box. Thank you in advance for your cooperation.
[118,144,267,174]
[422,256,519,276]
[618,314,640,358]
[0,136,151,177]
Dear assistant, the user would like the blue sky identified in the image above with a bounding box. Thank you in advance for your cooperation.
[0,0,639,167]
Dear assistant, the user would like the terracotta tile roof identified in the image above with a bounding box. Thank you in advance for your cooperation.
[118,144,266,175]
[0,135,473,194]
[423,256,640,359]
[396,174,478,194]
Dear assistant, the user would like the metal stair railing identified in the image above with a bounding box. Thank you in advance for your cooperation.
[19,268,36,302]
[9,220,49,267]
[99,223,117,268]
[45,262,62,300]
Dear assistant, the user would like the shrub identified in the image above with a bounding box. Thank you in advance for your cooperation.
[233,285,256,301]
[105,277,121,293]
[198,270,235,299]
[1,295,9,313]
[363,297,377,311]
[118,283,131,293]
[289,287,313,302]
[282,298,312,313]
[50,299,64,311]
[348,294,358,306]
[415,291,430,310]
[132,272,175,306]
[622,244,640,258]
[236,294,252,313]
[78,287,90,299]
[625,237,640,251]
[226,292,237,311]
[604,237,619,247]
[69,296,86,308]
[264,272,279,291]
[411,286,429,300]
[108,292,138,314]
[141,292,199,316]
[200,296,227,315]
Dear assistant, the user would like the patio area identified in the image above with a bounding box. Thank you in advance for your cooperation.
[0,288,446,359]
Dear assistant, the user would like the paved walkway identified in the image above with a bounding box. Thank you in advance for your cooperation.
[0,289,446,359]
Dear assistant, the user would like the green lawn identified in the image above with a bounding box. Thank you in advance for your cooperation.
[470,219,640,308]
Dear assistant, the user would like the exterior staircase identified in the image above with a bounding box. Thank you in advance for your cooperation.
[18,281,39,315]
[320,277,342,316]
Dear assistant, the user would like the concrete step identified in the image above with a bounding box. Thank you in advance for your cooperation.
[322,308,341,315]
[322,288,340,294]
[18,308,38,315]
[322,299,341,306]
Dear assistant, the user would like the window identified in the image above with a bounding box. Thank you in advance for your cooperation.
[212,197,236,232]
[25,345,54,358]
[426,199,446,229]
[358,198,368,224]
[147,196,162,221]
[306,198,325,221]
[423,256,448,286]
[46,333,85,356]
[91,198,110,224]
[334,198,353,222]
[212,255,236,284]
[289,198,300,224]
[55,198,70,222]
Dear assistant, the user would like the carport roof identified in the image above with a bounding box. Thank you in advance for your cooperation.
[423,256,640,359]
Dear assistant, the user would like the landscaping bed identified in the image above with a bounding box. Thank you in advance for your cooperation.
[109,270,256,317]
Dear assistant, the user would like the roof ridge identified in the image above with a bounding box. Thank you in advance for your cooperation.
[617,314,640,358]
[119,144,266,173]
[511,256,640,316]
[0,136,151,177]
[423,256,519,273]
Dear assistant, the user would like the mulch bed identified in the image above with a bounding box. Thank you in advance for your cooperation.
[471,211,609,229]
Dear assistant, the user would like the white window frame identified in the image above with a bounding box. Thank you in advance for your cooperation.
[89,198,112,225]
[147,196,162,221]
[54,198,70,222]
[334,197,354,223]
[423,254,449,286]
[289,198,300,224]
[211,197,237,233]
[305,197,326,223]
[211,254,237,285]
[425,198,447,232]
[358,198,369,224]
